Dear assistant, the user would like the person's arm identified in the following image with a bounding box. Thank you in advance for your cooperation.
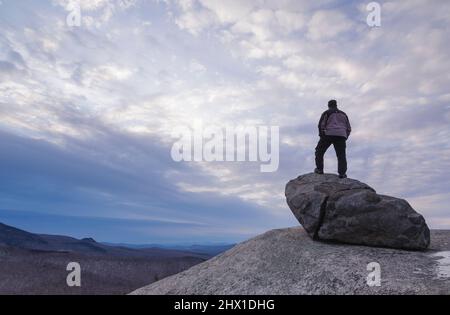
[318,111,327,137]
[345,113,351,138]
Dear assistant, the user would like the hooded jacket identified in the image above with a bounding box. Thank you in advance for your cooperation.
[318,108,351,139]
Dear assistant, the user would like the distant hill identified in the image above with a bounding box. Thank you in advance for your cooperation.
[0,221,229,294]
[102,242,236,256]
[0,222,210,258]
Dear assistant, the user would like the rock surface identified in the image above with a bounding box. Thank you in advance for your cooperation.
[285,173,430,250]
[130,228,450,295]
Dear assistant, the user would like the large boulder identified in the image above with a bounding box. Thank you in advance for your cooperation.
[285,173,430,250]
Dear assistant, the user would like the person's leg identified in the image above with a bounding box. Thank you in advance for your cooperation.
[315,136,332,172]
[332,137,347,175]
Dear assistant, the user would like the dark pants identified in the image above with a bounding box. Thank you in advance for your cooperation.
[315,135,347,175]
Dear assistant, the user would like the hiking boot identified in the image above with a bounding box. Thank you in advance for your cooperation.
[339,174,347,179]
[314,168,324,175]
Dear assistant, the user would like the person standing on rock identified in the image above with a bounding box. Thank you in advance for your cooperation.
[314,100,351,178]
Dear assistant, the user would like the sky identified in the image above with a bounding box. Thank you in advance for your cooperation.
[0,0,449,244]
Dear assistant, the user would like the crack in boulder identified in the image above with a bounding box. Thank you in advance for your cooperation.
[313,196,328,240]
[312,187,374,240]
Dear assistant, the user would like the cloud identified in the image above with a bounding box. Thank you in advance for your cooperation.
[81,63,136,86]
[307,10,353,40]
[198,0,256,24]
[54,0,111,11]
[174,5,216,35]
[0,128,288,239]
[0,0,449,243]
[0,60,17,73]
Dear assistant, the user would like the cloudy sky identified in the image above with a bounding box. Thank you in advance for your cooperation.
[0,0,449,244]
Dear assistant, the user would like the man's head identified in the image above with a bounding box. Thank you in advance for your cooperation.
[328,99,337,109]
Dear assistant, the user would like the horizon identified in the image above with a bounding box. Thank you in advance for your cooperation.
[1,0,449,244]
[0,210,237,245]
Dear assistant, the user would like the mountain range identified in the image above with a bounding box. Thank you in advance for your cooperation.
[0,221,233,294]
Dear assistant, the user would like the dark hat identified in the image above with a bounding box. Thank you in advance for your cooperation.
[328,100,337,108]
